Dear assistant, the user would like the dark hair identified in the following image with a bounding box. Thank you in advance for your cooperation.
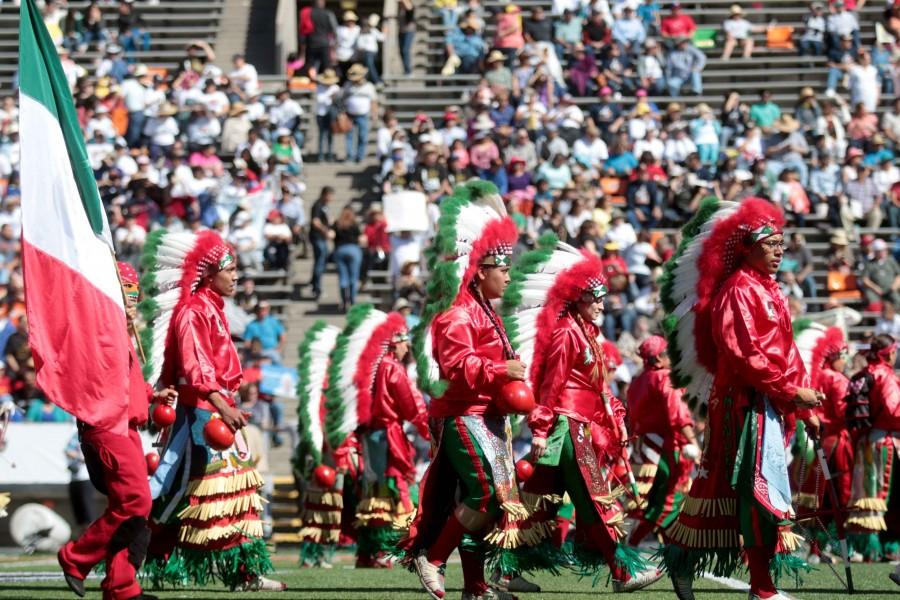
[871,333,896,355]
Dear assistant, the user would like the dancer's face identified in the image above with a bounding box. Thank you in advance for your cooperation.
[209,261,239,297]
[746,234,784,275]
[576,295,604,322]
[476,264,511,300]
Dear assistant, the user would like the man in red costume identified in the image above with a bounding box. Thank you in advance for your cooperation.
[627,336,699,547]
[661,199,821,600]
[58,263,174,600]
[405,243,526,600]
[355,320,429,567]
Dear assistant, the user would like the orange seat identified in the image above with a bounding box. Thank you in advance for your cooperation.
[766,26,795,50]
[827,271,862,300]
[600,177,626,206]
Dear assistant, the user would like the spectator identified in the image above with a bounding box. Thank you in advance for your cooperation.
[244,302,286,363]
[96,44,129,83]
[637,38,666,95]
[721,4,755,60]
[781,232,816,297]
[494,4,525,65]
[660,2,696,46]
[398,0,416,75]
[845,165,883,227]
[357,15,385,86]
[65,428,95,534]
[874,302,900,340]
[554,9,583,59]
[665,37,705,97]
[446,16,485,74]
[332,206,364,312]
[565,43,598,97]
[485,51,516,95]
[573,122,609,169]
[143,102,179,160]
[505,128,538,171]
[847,102,879,147]
[798,2,827,57]
[612,6,647,52]
[849,50,880,113]
[221,102,251,156]
[305,0,337,72]
[638,0,662,35]
[794,87,822,134]
[866,134,894,167]
[117,1,151,53]
[825,228,855,271]
[263,210,292,271]
[749,89,781,132]
[810,152,843,223]
[826,0,860,52]
[862,238,900,309]
[230,53,260,96]
[73,2,108,55]
[362,206,390,280]
[342,64,378,163]
[765,115,810,186]
[719,91,748,149]
[690,103,721,166]
[536,151,573,190]
[826,34,856,96]
[626,166,663,229]
[314,69,341,162]
[336,11,361,74]
[308,186,334,300]
[524,5,553,45]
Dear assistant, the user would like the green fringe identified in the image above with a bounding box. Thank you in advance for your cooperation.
[356,526,403,559]
[658,196,720,392]
[138,227,168,292]
[487,541,570,577]
[571,543,646,587]
[500,232,558,347]
[142,538,273,590]
[294,320,328,475]
[849,532,883,561]
[324,304,373,449]
[299,541,335,566]
[884,540,900,557]
[659,543,743,580]
[770,552,812,588]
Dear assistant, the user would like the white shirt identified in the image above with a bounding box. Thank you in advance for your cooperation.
[633,137,664,161]
[356,28,384,53]
[664,137,697,163]
[236,138,272,166]
[572,137,609,165]
[551,104,584,129]
[186,115,222,146]
[874,165,900,195]
[637,55,663,80]
[315,84,341,117]
[269,99,304,130]
[115,154,138,181]
[203,91,231,117]
[723,17,751,39]
[605,222,638,249]
[119,78,148,113]
[86,140,113,170]
[849,64,880,112]
[144,116,179,146]
[85,116,117,141]
[263,222,292,241]
[230,62,259,94]
[343,82,377,116]
[827,11,859,37]
[336,25,361,61]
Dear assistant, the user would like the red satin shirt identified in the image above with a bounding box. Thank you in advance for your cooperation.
[814,367,850,437]
[627,367,693,448]
[711,265,806,414]
[866,361,900,431]
[371,353,428,479]
[430,288,510,418]
[127,342,151,428]
[164,286,243,411]
[528,314,604,440]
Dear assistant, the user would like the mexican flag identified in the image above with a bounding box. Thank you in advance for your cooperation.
[19,0,130,434]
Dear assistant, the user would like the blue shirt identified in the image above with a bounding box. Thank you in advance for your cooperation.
[244,315,285,351]
[448,28,485,59]
[612,18,646,46]
[605,152,638,176]
[637,2,660,27]
[864,148,894,167]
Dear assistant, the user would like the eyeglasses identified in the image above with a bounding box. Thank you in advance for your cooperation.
[760,240,786,251]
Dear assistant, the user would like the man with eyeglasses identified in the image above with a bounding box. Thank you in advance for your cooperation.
[354,322,429,568]
[661,198,823,600]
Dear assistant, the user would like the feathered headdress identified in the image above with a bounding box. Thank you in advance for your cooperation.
[501,233,607,393]
[138,229,235,385]
[294,321,341,475]
[324,304,408,450]
[659,197,784,416]
[793,320,847,390]
[412,180,517,397]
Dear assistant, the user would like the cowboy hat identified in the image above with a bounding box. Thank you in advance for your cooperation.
[157,103,178,117]
[228,102,248,117]
[799,86,815,99]
[486,50,506,63]
[346,63,368,81]
[730,4,743,15]
[773,114,800,133]
[343,10,358,21]
[317,69,339,85]
[829,229,849,246]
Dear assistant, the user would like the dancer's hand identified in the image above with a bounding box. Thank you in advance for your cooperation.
[804,414,821,438]
[793,387,822,409]
[219,405,248,431]
[506,360,526,380]
[531,436,546,460]
[153,386,178,405]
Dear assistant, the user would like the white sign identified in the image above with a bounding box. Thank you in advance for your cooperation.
[383,191,429,233]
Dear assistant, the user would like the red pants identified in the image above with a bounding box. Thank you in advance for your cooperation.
[59,427,151,600]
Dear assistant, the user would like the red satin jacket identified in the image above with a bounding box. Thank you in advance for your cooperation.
[711,265,806,414]
[591,391,627,463]
[430,288,510,418]
[371,353,428,479]
[814,367,850,437]
[528,314,604,440]
[164,286,243,411]
[127,342,151,428]
[627,367,693,448]
[866,361,900,431]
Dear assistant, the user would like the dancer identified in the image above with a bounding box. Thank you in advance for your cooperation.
[659,198,821,600]
[626,335,699,547]
[401,180,526,600]
[845,334,900,571]
[140,230,284,591]
[323,305,428,567]
[294,321,343,568]
[58,263,174,600]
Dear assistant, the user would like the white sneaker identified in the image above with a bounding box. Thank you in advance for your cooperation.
[489,571,540,593]
[414,555,446,600]
[612,568,664,593]
[461,589,517,600]
[240,575,287,592]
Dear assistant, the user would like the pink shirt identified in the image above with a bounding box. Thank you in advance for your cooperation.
[468,140,499,170]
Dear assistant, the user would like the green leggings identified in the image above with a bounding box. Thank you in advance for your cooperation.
[441,417,500,519]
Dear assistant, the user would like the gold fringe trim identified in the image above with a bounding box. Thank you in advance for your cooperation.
[299,527,340,544]
[178,519,264,545]
[679,495,737,518]
[356,497,393,514]
[624,496,649,512]
[846,514,887,531]
[186,468,264,498]
[500,500,530,521]
[484,520,556,549]
[393,509,416,531]
[665,520,741,549]
[301,509,342,525]
[306,489,343,508]
[606,510,627,540]
[177,492,265,521]
[779,529,803,553]
[637,463,658,479]
[793,493,819,510]
[850,497,888,511]
[520,491,564,512]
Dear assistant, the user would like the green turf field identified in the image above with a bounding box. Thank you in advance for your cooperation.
[0,551,895,599]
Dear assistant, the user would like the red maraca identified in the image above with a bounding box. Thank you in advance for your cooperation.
[497,381,536,414]
[151,403,176,428]
[515,459,534,481]
[145,452,160,475]
[313,464,336,488]
[203,417,235,451]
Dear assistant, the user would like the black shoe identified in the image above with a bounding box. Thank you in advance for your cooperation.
[128,594,160,600]
[63,572,85,598]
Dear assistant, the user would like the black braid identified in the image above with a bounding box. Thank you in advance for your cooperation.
[469,281,516,360]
